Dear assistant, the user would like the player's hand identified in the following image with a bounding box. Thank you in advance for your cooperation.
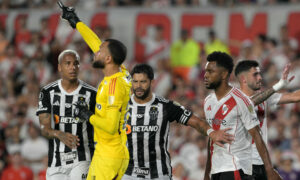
[57,131,80,149]
[74,98,93,122]
[273,63,295,91]
[57,0,80,29]
[208,128,234,147]
[266,168,282,180]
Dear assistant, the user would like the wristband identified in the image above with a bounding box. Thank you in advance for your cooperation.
[272,79,287,91]
[207,128,214,136]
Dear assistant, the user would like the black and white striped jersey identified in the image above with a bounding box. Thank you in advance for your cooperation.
[125,93,193,179]
[36,79,97,167]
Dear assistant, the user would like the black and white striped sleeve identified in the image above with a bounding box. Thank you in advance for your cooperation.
[36,87,51,115]
[166,101,193,125]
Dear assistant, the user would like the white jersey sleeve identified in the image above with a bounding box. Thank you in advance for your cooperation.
[236,95,260,130]
[266,93,282,109]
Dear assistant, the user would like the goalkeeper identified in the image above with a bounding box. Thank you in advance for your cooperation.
[58,2,131,180]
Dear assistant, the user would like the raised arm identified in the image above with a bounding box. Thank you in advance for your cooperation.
[251,63,294,106]
[58,1,102,53]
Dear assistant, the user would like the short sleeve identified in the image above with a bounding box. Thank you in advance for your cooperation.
[237,96,260,130]
[166,100,193,125]
[267,93,282,110]
[36,88,51,115]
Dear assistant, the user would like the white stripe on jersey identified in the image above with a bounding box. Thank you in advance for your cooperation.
[143,104,150,173]
[164,117,172,176]
[155,103,164,177]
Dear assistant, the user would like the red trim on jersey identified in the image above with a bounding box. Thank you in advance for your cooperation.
[234,170,242,180]
[109,78,117,95]
[210,96,237,169]
[212,96,237,130]
[229,105,239,170]
[232,89,250,107]
[252,102,265,144]
[112,78,117,94]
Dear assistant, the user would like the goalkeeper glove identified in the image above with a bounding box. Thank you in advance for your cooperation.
[74,98,93,122]
[57,1,80,29]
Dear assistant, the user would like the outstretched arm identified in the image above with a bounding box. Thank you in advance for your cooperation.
[187,115,234,147]
[251,63,294,105]
[58,1,102,53]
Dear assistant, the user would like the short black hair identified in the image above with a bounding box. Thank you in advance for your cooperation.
[234,60,259,77]
[105,39,127,65]
[131,64,154,80]
[207,51,234,75]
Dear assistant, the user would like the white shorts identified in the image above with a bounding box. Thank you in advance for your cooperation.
[46,161,90,180]
[122,174,171,180]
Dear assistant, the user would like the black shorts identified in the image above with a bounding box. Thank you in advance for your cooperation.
[252,164,267,180]
[211,169,253,180]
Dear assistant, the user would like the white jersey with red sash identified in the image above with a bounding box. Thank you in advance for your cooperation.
[251,93,282,165]
[204,87,259,175]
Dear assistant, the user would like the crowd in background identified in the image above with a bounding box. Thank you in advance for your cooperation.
[0,5,300,180]
[1,0,300,9]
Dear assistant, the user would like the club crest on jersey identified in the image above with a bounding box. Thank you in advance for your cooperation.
[96,103,102,110]
[149,106,159,120]
[222,104,228,115]
[207,105,211,111]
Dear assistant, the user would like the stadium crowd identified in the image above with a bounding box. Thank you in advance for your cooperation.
[0,0,300,9]
[0,6,300,180]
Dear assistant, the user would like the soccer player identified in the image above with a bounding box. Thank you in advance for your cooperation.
[122,64,234,180]
[235,60,300,180]
[203,52,282,180]
[58,3,132,180]
[36,49,97,180]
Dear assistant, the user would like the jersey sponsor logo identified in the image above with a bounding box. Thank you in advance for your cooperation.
[222,104,228,115]
[207,118,227,126]
[157,96,169,103]
[133,167,150,176]
[127,125,159,133]
[53,100,60,106]
[96,103,102,110]
[61,151,77,161]
[55,116,81,124]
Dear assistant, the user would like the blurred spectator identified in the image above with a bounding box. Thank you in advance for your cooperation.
[278,151,300,180]
[20,122,47,175]
[1,144,33,180]
[136,25,169,70]
[14,15,31,57]
[170,29,200,82]
[204,29,229,55]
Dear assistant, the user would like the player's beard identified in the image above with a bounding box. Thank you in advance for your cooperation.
[92,60,105,69]
[133,86,151,100]
[206,79,222,90]
[248,81,261,91]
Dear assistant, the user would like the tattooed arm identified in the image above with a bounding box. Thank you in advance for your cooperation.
[251,63,294,106]
[39,113,79,149]
[251,88,276,106]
